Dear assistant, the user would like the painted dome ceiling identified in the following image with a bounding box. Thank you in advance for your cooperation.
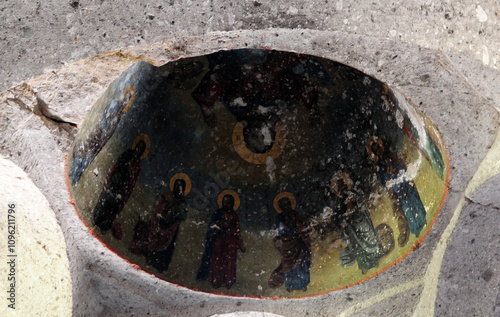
[67,48,449,298]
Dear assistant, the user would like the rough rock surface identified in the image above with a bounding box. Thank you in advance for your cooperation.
[0,157,72,317]
[1,0,499,93]
[0,28,498,316]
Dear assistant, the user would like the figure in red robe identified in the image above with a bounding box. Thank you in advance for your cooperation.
[146,178,188,273]
[197,192,246,289]
[128,173,192,273]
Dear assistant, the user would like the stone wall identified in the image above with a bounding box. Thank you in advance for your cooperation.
[1,0,499,92]
[0,2,499,317]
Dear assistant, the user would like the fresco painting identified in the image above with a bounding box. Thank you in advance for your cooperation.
[66,49,449,298]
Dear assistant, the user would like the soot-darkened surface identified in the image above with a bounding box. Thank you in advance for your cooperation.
[67,49,449,298]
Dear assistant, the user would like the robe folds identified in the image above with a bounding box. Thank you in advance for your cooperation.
[92,149,141,233]
[339,206,383,271]
[197,208,244,288]
[268,210,311,291]
[145,193,187,272]
[378,161,427,235]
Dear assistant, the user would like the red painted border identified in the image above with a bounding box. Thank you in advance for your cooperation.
[64,131,450,300]
[63,51,452,298]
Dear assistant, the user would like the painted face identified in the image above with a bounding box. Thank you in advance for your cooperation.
[222,194,235,211]
[134,140,146,157]
[243,121,276,154]
[120,90,133,108]
[278,197,292,213]
[370,142,384,160]
[331,179,346,198]
[173,179,186,197]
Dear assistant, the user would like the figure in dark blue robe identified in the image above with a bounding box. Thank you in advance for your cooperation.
[268,196,311,292]
[367,136,427,245]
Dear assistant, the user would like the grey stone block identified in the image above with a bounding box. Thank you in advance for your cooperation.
[436,202,500,317]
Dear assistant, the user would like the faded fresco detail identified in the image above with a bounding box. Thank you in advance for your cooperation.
[66,49,449,298]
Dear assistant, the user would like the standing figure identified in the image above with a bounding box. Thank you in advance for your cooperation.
[146,173,192,273]
[92,133,150,240]
[197,190,246,289]
[268,192,311,292]
[71,85,135,184]
[381,84,445,180]
[330,172,383,274]
[367,135,427,245]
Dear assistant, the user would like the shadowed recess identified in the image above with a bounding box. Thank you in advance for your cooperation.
[66,48,449,298]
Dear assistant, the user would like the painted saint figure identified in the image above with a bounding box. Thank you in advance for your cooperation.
[191,49,329,128]
[71,85,136,184]
[268,192,311,292]
[92,133,150,240]
[197,190,246,289]
[330,173,383,273]
[145,173,192,273]
[367,135,427,243]
[381,84,445,180]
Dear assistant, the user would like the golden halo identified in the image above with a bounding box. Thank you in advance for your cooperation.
[366,135,384,161]
[232,121,286,165]
[121,85,136,113]
[376,223,395,255]
[132,133,151,160]
[330,172,353,195]
[217,189,241,211]
[169,173,192,196]
[273,192,297,214]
